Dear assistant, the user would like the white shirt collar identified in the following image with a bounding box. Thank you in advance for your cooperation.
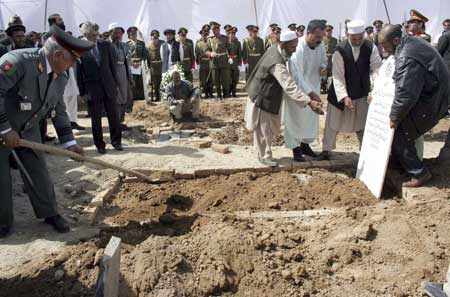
[45,56,52,74]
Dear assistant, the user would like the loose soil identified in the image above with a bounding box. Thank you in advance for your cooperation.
[2,168,449,297]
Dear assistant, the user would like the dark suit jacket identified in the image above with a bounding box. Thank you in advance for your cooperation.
[437,31,450,68]
[76,40,118,99]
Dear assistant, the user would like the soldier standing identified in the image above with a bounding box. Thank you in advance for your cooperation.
[195,27,213,98]
[0,26,94,237]
[265,26,281,50]
[178,27,195,83]
[242,25,265,81]
[227,27,242,98]
[264,23,279,47]
[127,26,148,101]
[206,22,232,99]
[322,24,337,93]
[147,30,164,102]
[406,9,432,42]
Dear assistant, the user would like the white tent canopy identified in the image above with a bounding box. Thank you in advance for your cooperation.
[1,0,448,42]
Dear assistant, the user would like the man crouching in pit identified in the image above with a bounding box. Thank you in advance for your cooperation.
[166,71,201,122]
[244,31,323,167]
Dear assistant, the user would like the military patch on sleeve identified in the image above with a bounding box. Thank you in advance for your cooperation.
[0,61,17,76]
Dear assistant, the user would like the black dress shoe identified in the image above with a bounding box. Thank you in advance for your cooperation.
[293,147,306,162]
[71,122,86,131]
[300,143,318,158]
[97,147,107,154]
[0,225,11,238]
[44,135,56,142]
[113,144,124,151]
[44,215,70,233]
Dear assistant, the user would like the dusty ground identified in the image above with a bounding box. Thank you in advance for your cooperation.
[0,94,449,296]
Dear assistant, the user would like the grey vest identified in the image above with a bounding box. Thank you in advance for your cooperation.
[246,44,286,114]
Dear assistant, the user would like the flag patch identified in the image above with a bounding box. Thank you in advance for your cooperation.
[0,61,16,76]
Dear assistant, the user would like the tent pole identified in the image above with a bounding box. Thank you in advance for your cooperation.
[253,0,258,26]
[43,0,48,31]
[382,0,391,24]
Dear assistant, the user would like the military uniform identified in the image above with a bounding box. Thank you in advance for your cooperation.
[227,28,242,97]
[207,28,232,99]
[195,34,213,98]
[242,35,265,80]
[323,35,337,77]
[127,38,148,100]
[147,38,164,101]
[0,49,74,227]
[408,9,432,43]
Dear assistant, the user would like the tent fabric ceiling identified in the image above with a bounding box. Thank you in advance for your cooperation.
[0,0,447,42]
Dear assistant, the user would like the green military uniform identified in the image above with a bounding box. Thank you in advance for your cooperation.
[207,34,232,99]
[195,35,213,97]
[180,41,195,82]
[323,35,337,77]
[0,48,75,227]
[127,39,148,100]
[147,39,164,101]
[242,36,265,80]
[228,37,242,97]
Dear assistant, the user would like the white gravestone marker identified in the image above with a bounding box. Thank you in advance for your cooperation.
[357,56,396,198]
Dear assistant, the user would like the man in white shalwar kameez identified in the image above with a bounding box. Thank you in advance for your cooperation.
[245,31,323,167]
[283,20,328,161]
[320,20,382,160]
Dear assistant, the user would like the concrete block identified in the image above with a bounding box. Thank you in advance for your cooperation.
[329,159,355,168]
[311,160,332,169]
[100,236,122,297]
[79,206,99,225]
[175,172,195,179]
[194,169,216,178]
[292,161,313,170]
[191,140,212,149]
[211,143,230,154]
[214,168,239,175]
[89,196,104,208]
[253,166,272,173]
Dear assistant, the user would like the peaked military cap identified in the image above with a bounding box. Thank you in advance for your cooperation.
[150,30,160,37]
[48,25,95,61]
[5,24,26,36]
[224,24,232,32]
[164,29,176,35]
[273,26,281,33]
[325,24,334,30]
[288,23,297,30]
[127,26,139,34]
[296,25,305,31]
[409,9,429,23]
[373,20,383,26]
[227,26,238,34]
[178,27,188,34]
[269,23,278,29]
[202,24,211,31]
[209,21,221,29]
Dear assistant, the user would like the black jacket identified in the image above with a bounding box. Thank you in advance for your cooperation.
[76,40,118,99]
[437,31,450,68]
[391,35,450,140]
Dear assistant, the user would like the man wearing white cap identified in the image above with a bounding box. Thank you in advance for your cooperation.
[320,20,382,160]
[245,31,323,167]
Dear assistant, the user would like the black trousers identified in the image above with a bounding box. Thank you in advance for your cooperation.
[391,123,426,178]
[87,87,122,149]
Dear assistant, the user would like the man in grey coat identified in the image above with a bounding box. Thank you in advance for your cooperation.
[0,26,94,237]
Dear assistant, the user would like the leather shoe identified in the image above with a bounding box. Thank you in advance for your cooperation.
[293,147,306,162]
[71,122,86,131]
[113,144,124,151]
[97,147,107,154]
[402,170,432,188]
[300,143,318,158]
[44,215,70,233]
[0,225,11,238]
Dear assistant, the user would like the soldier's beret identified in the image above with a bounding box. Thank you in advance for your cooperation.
[178,27,188,34]
[127,26,138,34]
[48,25,95,61]
[6,24,26,36]
[163,29,176,35]
[373,20,383,26]
[151,30,160,37]
[409,9,428,23]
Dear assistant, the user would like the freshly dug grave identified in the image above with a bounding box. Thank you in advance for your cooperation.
[2,170,449,297]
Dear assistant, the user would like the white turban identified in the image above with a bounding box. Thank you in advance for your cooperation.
[280,31,298,42]
[347,20,365,34]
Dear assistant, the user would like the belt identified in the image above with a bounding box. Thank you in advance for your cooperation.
[116,61,125,65]
[249,53,261,57]
[150,60,162,64]
[215,53,226,56]
[183,58,191,61]
[201,57,210,61]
